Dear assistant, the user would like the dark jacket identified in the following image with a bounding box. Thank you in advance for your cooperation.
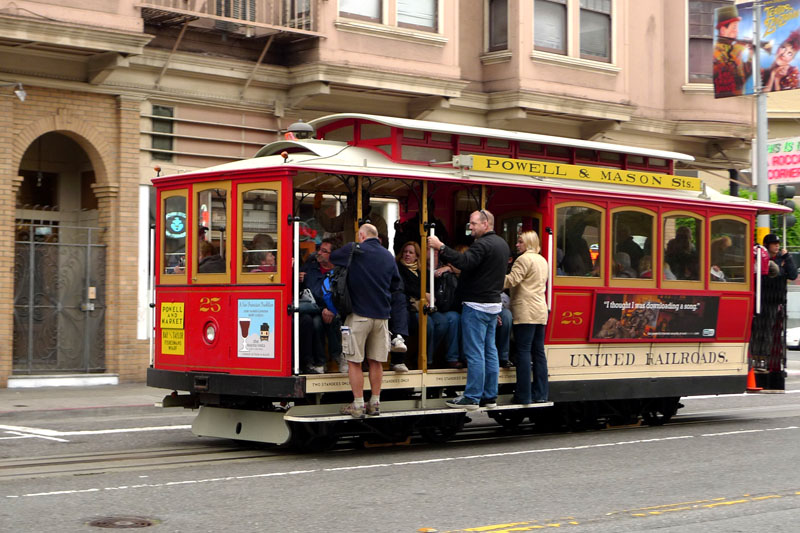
[774,252,799,281]
[331,237,402,319]
[439,231,509,304]
[198,254,225,273]
[301,257,334,309]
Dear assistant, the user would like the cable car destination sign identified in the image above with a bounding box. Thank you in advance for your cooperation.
[455,154,702,191]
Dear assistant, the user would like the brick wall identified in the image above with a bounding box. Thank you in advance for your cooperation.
[1,87,149,385]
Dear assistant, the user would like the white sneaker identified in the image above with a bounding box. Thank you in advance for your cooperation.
[311,365,325,374]
[390,335,407,353]
[391,363,409,373]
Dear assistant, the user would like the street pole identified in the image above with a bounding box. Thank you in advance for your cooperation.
[755,1,771,244]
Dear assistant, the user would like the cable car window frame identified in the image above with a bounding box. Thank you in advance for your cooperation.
[237,181,283,285]
[192,181,232,285]
[160,188,189,285]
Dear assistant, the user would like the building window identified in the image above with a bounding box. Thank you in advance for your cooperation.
[152,105,174,162]
[489,0,508,51]
[340,0,382,22]
[688,0,733,82]
[579,0,611,61]
[535,0,567,54]
[398,0,437,31]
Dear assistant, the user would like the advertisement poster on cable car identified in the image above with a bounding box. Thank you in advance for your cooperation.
[237,299,275,358]
[713,0,800,98]
[591,294,720,341]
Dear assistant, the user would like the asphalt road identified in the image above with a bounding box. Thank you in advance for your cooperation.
[2,372,800,532]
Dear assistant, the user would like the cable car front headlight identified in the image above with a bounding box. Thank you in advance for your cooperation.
[204,322,217,343]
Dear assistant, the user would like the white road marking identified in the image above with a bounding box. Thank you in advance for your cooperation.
[6,425,799,500]
[0,424,191,439]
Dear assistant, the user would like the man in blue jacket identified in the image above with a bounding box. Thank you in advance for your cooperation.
[331,224,402,418]
[428,209,510,410]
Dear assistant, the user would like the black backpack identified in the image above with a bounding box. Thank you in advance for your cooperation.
[434,271,458,313]
[323,244,357,318]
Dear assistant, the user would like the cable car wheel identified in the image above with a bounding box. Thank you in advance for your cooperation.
[488,409,526,430]
[287,421,340,452]
[641,397,681,426]
[418,412,467,443]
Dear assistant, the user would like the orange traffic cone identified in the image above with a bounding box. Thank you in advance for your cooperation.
[746,368,762,392]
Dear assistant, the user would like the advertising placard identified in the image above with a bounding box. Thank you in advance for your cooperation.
[714,1,800,98]
[237,299,275,358]
[767,136,800,183]
[591,293,720,341]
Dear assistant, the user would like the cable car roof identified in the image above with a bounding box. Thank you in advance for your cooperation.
[308,113,696,163]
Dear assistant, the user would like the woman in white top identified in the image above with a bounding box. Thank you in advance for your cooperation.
[504,231,550,404]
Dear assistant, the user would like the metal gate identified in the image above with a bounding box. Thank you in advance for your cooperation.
[13,224,106,374]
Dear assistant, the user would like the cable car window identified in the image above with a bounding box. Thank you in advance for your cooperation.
[663,215,702,281]
[557,204,602,277]
[241,189,279,274]
[196,188,228,274]
[710,217,747,283]
[162,193,187,276]
[612,210,653,279]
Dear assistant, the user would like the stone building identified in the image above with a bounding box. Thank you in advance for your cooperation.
[0,0,755,386]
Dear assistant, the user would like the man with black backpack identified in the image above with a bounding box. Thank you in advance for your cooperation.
[330,224,402,419]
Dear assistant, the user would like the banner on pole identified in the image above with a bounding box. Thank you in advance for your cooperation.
[714,1,800,98]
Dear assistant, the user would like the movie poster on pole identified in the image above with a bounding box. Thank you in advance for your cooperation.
[767,136,800,184]
[714,1,800,98]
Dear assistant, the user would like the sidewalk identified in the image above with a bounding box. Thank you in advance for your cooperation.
[0,383,166,414]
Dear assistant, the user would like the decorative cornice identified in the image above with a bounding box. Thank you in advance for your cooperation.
[480,50,513,65]
[530,50,620,75]
[681,83,714,94]
[288,63,468,99]
[333,19,448,46]
[488,90,634,122]
[0,14,152,55]
[91,183,121,198]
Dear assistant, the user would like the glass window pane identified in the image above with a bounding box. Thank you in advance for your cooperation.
[612,211,652,279]
[163,195,186,275]
[197,188,228,274]
[557,206,601,277]
[535,0,567,53]
[340,0,381,20]
[580,8,610,60]
[489,0,508,51]
[398,0,437,29]
[663,216,701,281]
[710,219,746,282]
[242,189,279,273]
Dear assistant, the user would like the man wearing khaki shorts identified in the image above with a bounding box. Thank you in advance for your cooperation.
[331,224,402,418]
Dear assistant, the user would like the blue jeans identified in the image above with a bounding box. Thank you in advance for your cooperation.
[461,305,499,402]
[299,312,342,368]
[496,307,512,362]
[429,311,460,364]
[513,323,548,403]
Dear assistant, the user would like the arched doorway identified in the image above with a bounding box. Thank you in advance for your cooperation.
[13,132,106,374]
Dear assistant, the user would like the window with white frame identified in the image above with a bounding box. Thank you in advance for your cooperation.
[340,0,382,22]
[398,0,437,31]
[579,0,611,61]
[489,0,509,51]
[688,0,734,82]
[534,0,567,54]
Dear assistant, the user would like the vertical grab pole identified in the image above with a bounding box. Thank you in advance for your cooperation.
[292,215,301,375]
[149,225,156,367]
[546,227,553,312]
[755,244,763,315]
[429,225,436,313]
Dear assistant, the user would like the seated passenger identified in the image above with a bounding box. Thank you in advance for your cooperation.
[397,241,460,368]
[616,225,644,272]
[198,241,225,273]
[638,255,653,279]
[710,235,732,282]
[299,239,343,374]
[613,252,637,278]
[250,233,277,272]
[665,226,698,280]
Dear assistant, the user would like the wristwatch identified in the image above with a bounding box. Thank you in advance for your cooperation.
[439,243,446,252]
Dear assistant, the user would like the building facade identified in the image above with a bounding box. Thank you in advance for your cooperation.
[0,0,755,386]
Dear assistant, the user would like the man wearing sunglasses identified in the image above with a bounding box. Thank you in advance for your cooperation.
[428,209,510,410]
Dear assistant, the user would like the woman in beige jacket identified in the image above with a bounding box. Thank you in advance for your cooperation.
[504,231,550,404]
